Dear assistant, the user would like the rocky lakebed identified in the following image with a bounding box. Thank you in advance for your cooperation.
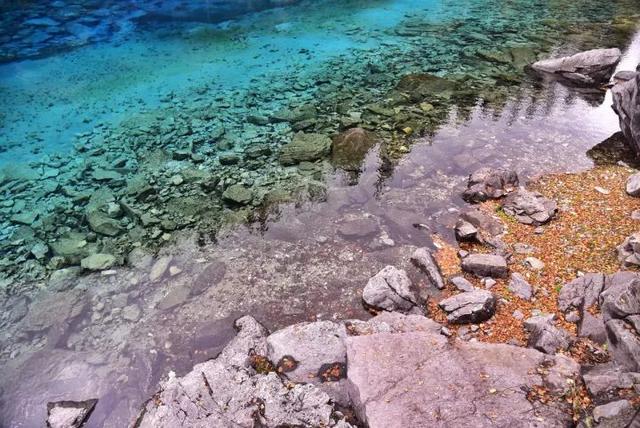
[1,0,640,427]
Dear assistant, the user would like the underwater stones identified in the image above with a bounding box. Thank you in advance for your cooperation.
[122,304,142,322]
[222,183,253,205]
[502,189,557,226]
[613,74,640,156]
[10,211,38,225]
[363,266,418,313]
[392,73,457,103]
[438,290,496,324]
[331,128,377,171]
[461,167,519,203]
[270,105,317,123]
[219,152,241,165]
[461,253,508,278]
[532,48,622,86]
[337,217,379,239]
[46,399,97,428]
[22,289,85,332]
[50,232,97,263]
[279,132,332,165]
[80,253,116,271]
[86,210,123,236]
[92,168,123,182]
[410,248,445,290]
[149,256,172,282]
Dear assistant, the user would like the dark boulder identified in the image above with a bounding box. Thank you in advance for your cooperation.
[462,167,519,203]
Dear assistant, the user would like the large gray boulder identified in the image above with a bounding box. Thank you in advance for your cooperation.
[136,316,353,428]
[532,48,622,86]
[438,290,496,324]
[502,188,557,226]
[345,330,579,428]
[362,266,418,313]
[266,321,347,384]
[461,253,508,278]
[461,167,518,203]
[612,73,640,156]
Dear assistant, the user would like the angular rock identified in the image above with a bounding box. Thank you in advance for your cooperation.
[625,172,640,197]
[532,48,621,86]
[612,73,640,156]
[279,132,332,165]
[137,316,353,427]
[80,253,116,271]
[450,276,475,292]
[558,273,606,314]
[592,400,635,426]
[508,272,533,300]
[410,248,445,290]
[149,256,172,282]
[222,183,253,205]
[345,312,442,336]
[438,290,496,324]
[616,232,640,268]
[454,219,478,242]
[461,167,519,203]
[524,315,571,354]
[345,330,579,428]
[582,363,635,396]
[46,399,98,428]
[266,321,347,384]
[86,210,123,236]
[391,73,458,103]
[362,266,417,313]
[502,188,557,226]
[605,319,640,373]
[461,253,508,278]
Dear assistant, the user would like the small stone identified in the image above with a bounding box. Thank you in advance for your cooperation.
[482,278,496,289]
[513,310,525,320]
[502,189,557,226]
[631,210,640,220]
[534,227,545,235]
[450,276,475,292]
[625,172,640,196]
[169,266,182,276]
[80,253,116,271]
[594,186,610,195]
[149,256,172,282]
[122,304,142,322]
[508,272,534,300]
[170,175,184,186]
[461,167,519,203]
[524,257,545,271]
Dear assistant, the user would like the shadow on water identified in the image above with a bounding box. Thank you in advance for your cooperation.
[0,0,639,426]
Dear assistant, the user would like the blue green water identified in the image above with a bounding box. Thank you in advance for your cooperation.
[0,0,639,426]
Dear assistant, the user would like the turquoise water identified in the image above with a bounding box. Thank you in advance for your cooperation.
[0,0,639,426]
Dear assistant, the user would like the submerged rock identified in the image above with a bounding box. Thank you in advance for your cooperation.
[362,266,418,313]
[438,290,496,324]
[46,399,98,428]
[502,188,557,226]
[532,48,621,86]
[391,73,458,103]
[331,128,377,171]
[461,167,518,203]
[279,132,332,165]
[222,183,253,205]
[80,253,116,271]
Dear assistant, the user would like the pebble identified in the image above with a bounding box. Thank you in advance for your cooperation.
[524,257,545,271]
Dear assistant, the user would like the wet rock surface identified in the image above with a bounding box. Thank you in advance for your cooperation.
[461,167,519,203]
[532,48,622,86]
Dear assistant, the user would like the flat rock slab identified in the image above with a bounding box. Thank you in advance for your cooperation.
[346,331,578,428]
[461,253,508,278]
[438,290,496,324]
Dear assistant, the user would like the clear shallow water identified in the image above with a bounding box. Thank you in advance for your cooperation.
[0,0,639,427]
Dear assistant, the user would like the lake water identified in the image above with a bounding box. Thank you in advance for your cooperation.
[0,0,638,426]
